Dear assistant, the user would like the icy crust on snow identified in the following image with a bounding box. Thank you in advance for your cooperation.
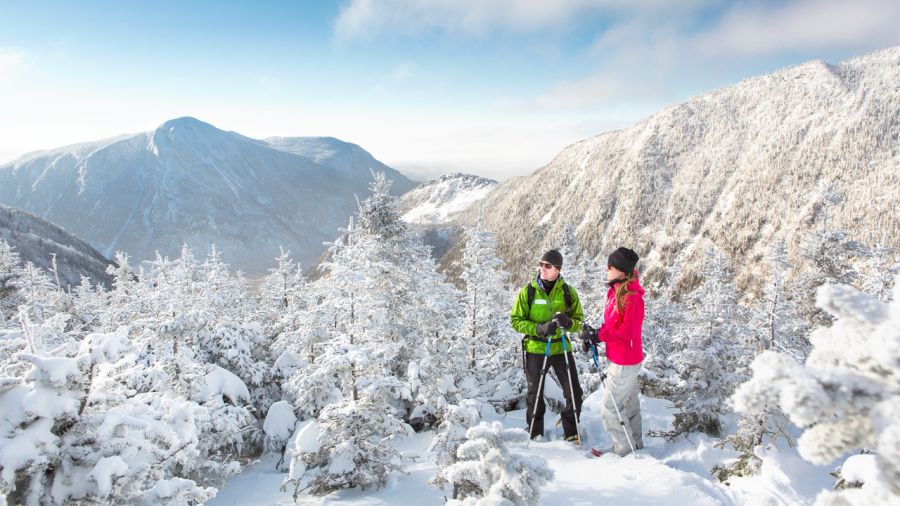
[199,365,250,404]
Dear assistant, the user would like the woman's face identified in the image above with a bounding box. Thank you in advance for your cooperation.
[539,261,560,282]
[607,264,626,281]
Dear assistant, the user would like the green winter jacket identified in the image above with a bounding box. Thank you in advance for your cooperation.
[510,274,584,355]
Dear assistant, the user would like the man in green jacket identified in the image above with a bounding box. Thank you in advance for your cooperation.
[510,249,585,441]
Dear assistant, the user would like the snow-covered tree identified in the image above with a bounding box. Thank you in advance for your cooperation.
[441,421,552,505]
[640,254,687,398]
[290,385,413,495]
[429,399,482,498]
[258,248,306,335]
[13,262,61,323]
[0,239,24,323]
[0,326,219,504]
[671,246,752,436]
[859,233,898,303]
[458,222,520,409]
[750,241,810,362]
[734,283,900,504]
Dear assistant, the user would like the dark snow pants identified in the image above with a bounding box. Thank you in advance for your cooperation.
[525,351,583,439]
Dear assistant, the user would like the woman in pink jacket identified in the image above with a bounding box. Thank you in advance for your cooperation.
[580,247,644,455]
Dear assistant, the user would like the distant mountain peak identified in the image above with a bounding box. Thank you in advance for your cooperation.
[0,118,417,275]
[399,172,497,224]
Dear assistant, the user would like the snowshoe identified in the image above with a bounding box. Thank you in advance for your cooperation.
[589,447,611,457]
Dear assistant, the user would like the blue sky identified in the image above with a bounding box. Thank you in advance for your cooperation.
[1,1,897,180]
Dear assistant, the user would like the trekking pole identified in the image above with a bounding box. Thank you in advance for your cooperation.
[589,341,636,455]
[559,328,582,445]
[526,333,553,448]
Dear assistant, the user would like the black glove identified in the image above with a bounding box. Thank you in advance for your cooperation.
[581,339,591,353]
[554,312,573,329]
[578,324,599,345]
[535,320,558,337]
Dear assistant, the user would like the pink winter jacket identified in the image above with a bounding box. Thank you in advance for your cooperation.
[598,275,645,366]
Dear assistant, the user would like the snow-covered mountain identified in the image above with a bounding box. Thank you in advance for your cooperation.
[453,47,900,292]
[0,117,416,275]
[398,173,497,224]
[0,204,113,288]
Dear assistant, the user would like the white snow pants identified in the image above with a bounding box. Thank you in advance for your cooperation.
[600,362,644,456]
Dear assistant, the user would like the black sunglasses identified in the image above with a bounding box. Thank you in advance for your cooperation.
[539,262,558,270]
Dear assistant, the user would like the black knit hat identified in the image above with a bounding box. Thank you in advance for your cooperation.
[608,247,639,274]
[540,249,563,269]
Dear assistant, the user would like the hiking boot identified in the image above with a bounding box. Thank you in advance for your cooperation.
[564,434,580,444]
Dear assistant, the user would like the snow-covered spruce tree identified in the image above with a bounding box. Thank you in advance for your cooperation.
[749,241,810,362]
[734,283,900,504]
[283,172,465,425]
[0,326,216,504]
[0,239,24,323]
[859,233,898,303]
[716,242,811,479]
[13,262,62,324]
[405,250,465,428]
[69,276,109,333]
[640,253,686,398]
[258,247,306,340]
[195,246,274,426]
[671,245,752,437]
[792,188,865,327]
[442,421,552,505]
[428,399,482,499]
[292,380,414,495]
[95,247,262,473]
[458,222,520,409]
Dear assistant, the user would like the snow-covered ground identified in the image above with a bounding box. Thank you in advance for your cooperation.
[210,391,832,505]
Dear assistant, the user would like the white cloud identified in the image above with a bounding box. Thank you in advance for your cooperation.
[334,0,704,40]
[0,47,27,80]
[695,0,900,56]
[508,0,899,111]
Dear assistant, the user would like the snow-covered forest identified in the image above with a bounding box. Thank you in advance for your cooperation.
[1,172,897,505]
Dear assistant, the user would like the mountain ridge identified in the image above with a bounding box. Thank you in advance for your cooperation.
[450,46,899,293]
[0,117,416,275]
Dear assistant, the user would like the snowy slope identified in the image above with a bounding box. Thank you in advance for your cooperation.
[209,391,831,505]
[262,136,416,194]
[452,47,900,291]
[398,173,497,224]
[0,117,415,275]
[0,204,113,288]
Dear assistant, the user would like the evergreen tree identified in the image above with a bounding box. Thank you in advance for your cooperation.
[429,400,482,499]
[459,222,520,409]
[441,421,553,505]
[0,325,218,504]
[860,233,898,303]
[671,246,751,436]
[734,283,900,504]
[0,239,24,323]
[13,262,60,323]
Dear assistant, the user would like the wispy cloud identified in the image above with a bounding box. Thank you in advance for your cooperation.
[333,0,707,40]
[498,0,899,111]
[695,0,900,56]
[0,47,28,80]
[371,61,416,94]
